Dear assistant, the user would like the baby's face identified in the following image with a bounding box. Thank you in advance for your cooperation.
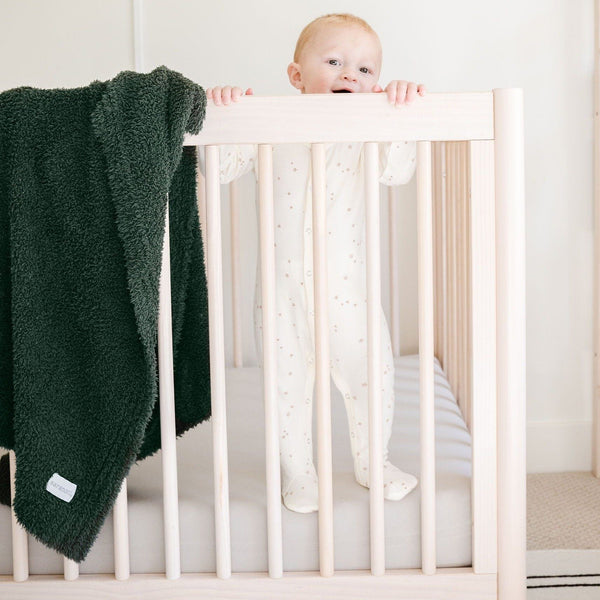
[289,24,382,94]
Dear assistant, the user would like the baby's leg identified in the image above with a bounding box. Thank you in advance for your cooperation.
[254,267,319,513]
[329,296,417,501]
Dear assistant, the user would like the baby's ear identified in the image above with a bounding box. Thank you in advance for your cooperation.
[287,62,303,90]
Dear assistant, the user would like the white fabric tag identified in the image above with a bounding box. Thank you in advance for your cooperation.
[46,473,77,503]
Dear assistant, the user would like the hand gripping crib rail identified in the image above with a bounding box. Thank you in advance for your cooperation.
[3,89,526,600]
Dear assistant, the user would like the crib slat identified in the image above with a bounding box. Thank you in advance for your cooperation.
[157,204,182,580]
[389,186,401,357]
[434,142,447,370]
[9,451,28,582]
[431,145,439,360]
[257,144,283,579]
[469,140,498,574]
[311,143,334,577]
[432,143,444,364]
[460,143,471,427]
[445,144,455,391]
[364,142,385,576]
[417,141,436,575]
[195,159,208,272]
[113,478,130,580]
[230,179,243,367]
[440,143,449,372]
[205,145,232,579]
[493,88,526,600]
[449,143,459,398]
[456,145,464,411]
[460,144,468,416]
[452,144,459,400]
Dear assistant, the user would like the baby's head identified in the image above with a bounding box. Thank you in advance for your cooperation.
[287,14,382,95]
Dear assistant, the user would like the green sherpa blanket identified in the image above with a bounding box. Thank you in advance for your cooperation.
[0,67,211,562]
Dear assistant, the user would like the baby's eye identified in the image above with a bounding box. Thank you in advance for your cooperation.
[328,59,340,66]
[360,67,370,74]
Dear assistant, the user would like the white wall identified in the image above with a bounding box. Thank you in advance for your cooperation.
[0,0,594,473]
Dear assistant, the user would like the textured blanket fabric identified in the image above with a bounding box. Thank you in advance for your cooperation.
[0,67,211,562]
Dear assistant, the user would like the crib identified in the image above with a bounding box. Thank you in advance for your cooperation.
[0,89,525,599]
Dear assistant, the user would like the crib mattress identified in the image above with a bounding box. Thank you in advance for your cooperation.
[0,355,472,574]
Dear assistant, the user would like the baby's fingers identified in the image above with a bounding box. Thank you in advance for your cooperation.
[386,81,426,107]
[208,85,249,106]
[405,82,419,104]
[210,86,223,106]
[231,87,243,102]
[221,86,233,105]
[387,80,408,107]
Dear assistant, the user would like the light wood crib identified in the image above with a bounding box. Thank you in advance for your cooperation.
[1,89,526,599]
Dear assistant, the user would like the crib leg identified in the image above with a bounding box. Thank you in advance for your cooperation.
[493,87,526,600]
[9,451,29,582]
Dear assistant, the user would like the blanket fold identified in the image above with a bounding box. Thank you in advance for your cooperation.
[0,66,211,562]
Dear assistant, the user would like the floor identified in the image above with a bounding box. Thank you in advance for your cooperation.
[527,472,600,550]
[527,472,600,598]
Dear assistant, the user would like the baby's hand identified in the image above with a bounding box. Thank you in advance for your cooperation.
[374,81,426,107]
[206,86,253,106]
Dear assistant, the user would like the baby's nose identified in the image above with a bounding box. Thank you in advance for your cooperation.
[342,71,358,82]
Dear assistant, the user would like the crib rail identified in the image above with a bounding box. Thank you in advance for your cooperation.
[5,90,525,600]
[185,92,493,146]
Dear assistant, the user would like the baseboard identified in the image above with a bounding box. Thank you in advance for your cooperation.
[527,421,591,472]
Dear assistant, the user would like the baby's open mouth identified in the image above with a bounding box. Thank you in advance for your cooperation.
[332,89,352,93]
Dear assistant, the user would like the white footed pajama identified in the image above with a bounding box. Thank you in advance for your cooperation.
[201,141,418,512]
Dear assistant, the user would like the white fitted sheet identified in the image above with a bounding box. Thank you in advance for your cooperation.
[0,355,472,574]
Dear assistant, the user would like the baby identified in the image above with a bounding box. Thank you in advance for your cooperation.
[205,13,425,513]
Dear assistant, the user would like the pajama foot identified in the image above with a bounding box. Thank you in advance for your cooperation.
[354,459,418,501]
[281,468,319,513]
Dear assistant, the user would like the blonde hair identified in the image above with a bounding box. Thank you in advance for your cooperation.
[293,13,380,63]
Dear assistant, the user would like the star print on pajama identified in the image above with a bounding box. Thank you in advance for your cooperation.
[200,141,418,513]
